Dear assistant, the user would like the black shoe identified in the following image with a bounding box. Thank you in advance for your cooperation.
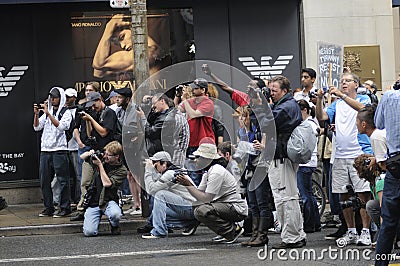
[0,197,7,211]
[70,213,84,221]
[53,209,72,218]
[39,209,54,217]
[325,226,347,240]
[111,225,121,235]
[137,224,153,234]
[272,239,306,249]
[224,226,245,244]
[182,221,200,236]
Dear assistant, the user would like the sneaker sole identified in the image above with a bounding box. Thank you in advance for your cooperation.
[225,228,244,244]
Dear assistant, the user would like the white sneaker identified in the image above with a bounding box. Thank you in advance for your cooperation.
[130,208,142,216]
[336,231,359,247]
[212,235,227,242]
[356,230,372,246]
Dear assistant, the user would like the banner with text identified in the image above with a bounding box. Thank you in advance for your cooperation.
[317,41,343,89]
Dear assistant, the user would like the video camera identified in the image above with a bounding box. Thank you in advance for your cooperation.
[339,185,365,212]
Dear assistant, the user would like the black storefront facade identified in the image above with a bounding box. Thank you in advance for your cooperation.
[0,0,302,203]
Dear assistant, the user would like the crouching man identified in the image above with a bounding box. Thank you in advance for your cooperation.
[142,151,198,239]
[176,143,248,244]
[80,141,127,236]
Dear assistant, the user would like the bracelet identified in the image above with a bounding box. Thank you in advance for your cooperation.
[341,94,348,100]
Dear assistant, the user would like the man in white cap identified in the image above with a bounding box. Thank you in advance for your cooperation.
[176,143,248,244]
[141,151,198,239]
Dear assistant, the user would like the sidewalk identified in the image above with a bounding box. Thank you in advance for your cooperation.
[0,204,146,237]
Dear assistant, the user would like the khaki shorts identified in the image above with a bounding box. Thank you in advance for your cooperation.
[331,158,370,193]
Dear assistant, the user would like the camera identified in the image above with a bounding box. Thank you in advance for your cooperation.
[90,150,104,162]
[339,185,365,211]
[175,85,184,97]
[172,169,188,183]
[68,103,92,115]
[247,86,271,102]
[393,80,400,90]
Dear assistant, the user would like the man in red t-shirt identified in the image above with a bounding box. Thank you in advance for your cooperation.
[179,78,215,149]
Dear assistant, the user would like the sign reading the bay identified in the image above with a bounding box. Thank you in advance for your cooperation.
[317,41,343,89]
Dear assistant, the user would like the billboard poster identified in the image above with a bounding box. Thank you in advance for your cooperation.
[70,10,194,95]
[317,41,343,89]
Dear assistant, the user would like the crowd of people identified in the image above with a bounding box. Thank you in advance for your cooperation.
[32,66,400,264]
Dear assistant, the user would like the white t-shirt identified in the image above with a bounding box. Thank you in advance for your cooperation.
[196,164,248,216]
[370,129,387,163]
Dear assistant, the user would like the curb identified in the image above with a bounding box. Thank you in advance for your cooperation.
[0,219,147,237]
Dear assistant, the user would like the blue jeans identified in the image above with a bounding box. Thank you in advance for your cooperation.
[151,190,195,237]
[328,163,342,215]
[187,146,202,186]
[375,171,400,266]
[83,200,122,237]
[247,173,272,219]
[297,166,321,231]
[39,151,71,211]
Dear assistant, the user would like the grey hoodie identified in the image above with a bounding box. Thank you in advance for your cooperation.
[33,87,72,151]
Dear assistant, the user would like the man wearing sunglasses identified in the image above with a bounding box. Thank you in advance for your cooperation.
[80,141,127,236]
[316,72,373,247]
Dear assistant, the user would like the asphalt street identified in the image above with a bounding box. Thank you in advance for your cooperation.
[1,226,396,266]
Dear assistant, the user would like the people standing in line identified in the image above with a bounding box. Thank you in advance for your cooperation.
[296,99,321,233]
[33,87,72,218]
[374,83,400,266]
[316,72,373,247]
[252,75,306,248]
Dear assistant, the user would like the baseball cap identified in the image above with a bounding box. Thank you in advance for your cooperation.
[149,151,172,162]
[115,87,133,98]
[65,88,77,98]
[105,91,118,101]
[189,78,208,89]
[48,87,61,98]
[85,91,102,107]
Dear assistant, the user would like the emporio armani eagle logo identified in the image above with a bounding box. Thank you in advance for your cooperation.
[238,55,294,79]
[0,66,29,97]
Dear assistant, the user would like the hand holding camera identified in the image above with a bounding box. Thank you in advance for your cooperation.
[202,64,211,76]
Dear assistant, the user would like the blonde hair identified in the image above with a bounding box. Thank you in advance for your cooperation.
[207,83,219,100]
[104,141,123,157]
[86,81,100,91]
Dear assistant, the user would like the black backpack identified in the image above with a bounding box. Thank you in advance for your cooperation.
[58,106,75,142]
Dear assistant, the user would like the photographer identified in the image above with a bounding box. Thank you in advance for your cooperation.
[176,143,248,244]
[71,91,117,221]
[33,87,72,218]
[141,151,198,239]
[80,141,127,237]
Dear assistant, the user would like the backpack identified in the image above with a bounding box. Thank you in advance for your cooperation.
[286,119,318,164]
[58,106,75,142]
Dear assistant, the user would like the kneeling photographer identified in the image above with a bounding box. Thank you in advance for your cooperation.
[80,141,127,237]
[141,151,198,239]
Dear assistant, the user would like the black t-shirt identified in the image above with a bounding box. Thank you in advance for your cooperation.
[92,107,117,150]
[74,109,99,147]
